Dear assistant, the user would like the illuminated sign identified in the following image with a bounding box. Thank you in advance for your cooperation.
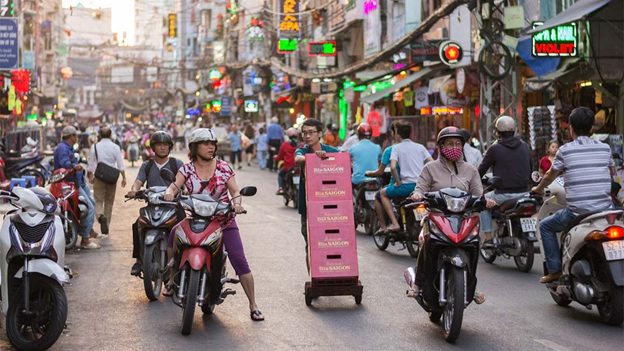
[308,41,337,56]
[279,0,300,35]
[277,38,298,54]
[244,100,259,112]
[532,22,577,57]
[439,41,463,66]
[1,0,15,17]
[168,13,177,38]
[208,69,222,80]
[211,100,222,113]
[363,0,378,15]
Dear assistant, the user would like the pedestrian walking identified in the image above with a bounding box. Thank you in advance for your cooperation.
[243,123,256,166]
[87,126,127,236]
[267,116,284,171]
[255,127,269,169]
[228,125,243,170]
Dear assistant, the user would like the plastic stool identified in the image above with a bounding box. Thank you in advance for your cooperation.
[23,175,38,188]
[9,178,26,190]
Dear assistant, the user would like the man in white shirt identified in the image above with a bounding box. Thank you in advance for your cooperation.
[461,129,483,167]
[87,126,127,235]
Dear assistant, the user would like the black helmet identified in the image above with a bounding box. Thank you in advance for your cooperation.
[437,126,465,145]
[150,131,173,149]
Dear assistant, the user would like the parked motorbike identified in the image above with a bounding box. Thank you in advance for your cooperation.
[353,178,380,235]
[127,138,140,167]
[534,175,624,325]
[479,176,540,272]
[126,187,180,301]
[373,196,424,258]
[280,166,300,209]
[49,164,90,250]
[161,168,257,335]
[0,187,70,350]
[0,138,49,187]
[403,187,485,343]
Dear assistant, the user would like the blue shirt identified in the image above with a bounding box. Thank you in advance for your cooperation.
[295,143,340,215]
[53,140,83,186]
[381,146,399,185]
[228,132,242,152]
[349,139,381,185]
[267,123,284,140]
[255,133,269,151]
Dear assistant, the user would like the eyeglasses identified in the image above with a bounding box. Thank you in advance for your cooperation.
[301,130,319,136]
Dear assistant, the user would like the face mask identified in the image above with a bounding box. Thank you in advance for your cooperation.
[441,146,463,162]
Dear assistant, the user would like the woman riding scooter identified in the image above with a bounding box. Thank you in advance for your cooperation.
[163,128,264,321]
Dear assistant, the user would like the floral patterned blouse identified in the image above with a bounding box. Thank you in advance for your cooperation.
[178,160,234,202]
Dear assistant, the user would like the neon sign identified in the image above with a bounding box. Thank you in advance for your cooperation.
[279,0,300,34]
[308,41,337,56]
[363,0,378,15]
[278,38,298,54]
[532,22,577,57]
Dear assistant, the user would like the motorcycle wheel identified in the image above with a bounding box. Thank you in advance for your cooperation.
[513,239,535,273]
[549,291,572,307]
[597,284,624,326]
[292,190,299,209]
[442,266,465,343]
[364,209,377,236]
[373,230,389,251]
[181,269,200,335]
[429,311,442,324]
[405,216,420,258]
[479,242,497,264]
[143,244,164,301]
[6,274,68,351]
[63,216,78,250]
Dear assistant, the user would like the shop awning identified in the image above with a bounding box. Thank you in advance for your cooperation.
[360,65,445,105]
[524,58,587,91]
[527,0,611,34]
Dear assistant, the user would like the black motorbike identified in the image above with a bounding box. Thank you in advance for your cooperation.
[373,196,424,258]
[281,167,300,209]
[0,141,49,186]
[353,178,380,235]
[126,187,180,301]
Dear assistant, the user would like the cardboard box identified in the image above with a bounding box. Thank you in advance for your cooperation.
[309,249,359,280]
[307,224,357,251]
[306,200,355,228]
[305,153,353,202]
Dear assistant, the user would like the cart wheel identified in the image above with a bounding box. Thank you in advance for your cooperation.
[305,293,313,306]
[355,294,362,305]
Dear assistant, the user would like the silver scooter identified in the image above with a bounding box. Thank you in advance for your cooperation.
[0,186,70,350]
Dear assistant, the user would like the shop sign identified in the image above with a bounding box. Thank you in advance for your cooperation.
[308,41,336,57]
[279,0,300,36]
[433,106,464,115]
[277,38,298,54]
[411,40,442,62]
[532,22,577,57]
[244,100,258,112]
[219,97,230,116]
[439,41,463,66]
[1,0,15,17]
[456,68,465,94]
[0,17,18,69]
[168,13,176,38]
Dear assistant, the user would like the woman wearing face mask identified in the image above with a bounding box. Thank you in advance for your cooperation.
[409,126,486,304]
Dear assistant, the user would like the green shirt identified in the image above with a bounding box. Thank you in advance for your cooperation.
[295,143,340,215]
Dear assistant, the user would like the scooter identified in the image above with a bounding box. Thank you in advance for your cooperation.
[49,163,90,250]
[373,196,424,258]
[403,188,485,343]
[0,138,49,186]
[353,178,380,235]
[126,187,179,301]
[534,176,624,325]
[479,176,540,272]
[280,165,300,209]
[127,138,140,167]
[0,187,70,350]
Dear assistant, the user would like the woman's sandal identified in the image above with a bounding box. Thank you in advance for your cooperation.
[250,309,265,321]
[474,292,486,304]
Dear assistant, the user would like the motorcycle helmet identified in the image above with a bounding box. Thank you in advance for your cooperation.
[150,131,174,149]
[437,126,465,145]
[357,123,373,139]
[494,116,516,138]
[188,128,218,159]
[286,127,299,139]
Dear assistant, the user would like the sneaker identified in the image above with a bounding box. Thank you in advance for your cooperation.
[96,233,109,240]
[81,241,101,250]
[539,272,562,284]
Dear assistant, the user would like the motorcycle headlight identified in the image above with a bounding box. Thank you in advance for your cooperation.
[442,193,469,213]
[192,198,218,217]
[147,192,162,205]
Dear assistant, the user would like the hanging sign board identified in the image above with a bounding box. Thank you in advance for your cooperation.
[439,41,463,66]
[532,22,577,57]
[168,13,177,38]
[278,38,298,54]
[308,41,337,57]
[279,0,301,37]
[244,100,258,112]
[0,18,18,69]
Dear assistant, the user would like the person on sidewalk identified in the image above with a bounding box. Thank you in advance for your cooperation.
[267,116,284,172]
[255,127,269,170]
[228,125,243,170]
[532,107,615,284]
[87,126,127,237]
[54,126,100,249]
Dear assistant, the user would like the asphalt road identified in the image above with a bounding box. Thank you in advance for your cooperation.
[0,153,622,350]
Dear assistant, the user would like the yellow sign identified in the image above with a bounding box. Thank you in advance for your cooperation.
[168,13,177,38]
[279,0,300,33]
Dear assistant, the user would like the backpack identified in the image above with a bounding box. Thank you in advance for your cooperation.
[144,157,181,186]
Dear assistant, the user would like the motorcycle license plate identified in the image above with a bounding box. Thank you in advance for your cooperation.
[293,176,300,185]
[365,191,376,201]
[520,218,537,232]
[602,240,624,261]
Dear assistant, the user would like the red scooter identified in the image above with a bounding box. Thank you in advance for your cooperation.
[161,176,257,335]
[49,168,87,249]
[403,187,486,343]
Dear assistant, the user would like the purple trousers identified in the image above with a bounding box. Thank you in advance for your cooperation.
[169,219,251,276]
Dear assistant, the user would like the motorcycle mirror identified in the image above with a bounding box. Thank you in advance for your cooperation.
[160,168,175,182]
[240,186,257,196]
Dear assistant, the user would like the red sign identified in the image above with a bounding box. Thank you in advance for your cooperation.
[439,41,463,66]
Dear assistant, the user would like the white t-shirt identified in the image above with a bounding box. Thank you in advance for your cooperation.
[390,139,431,183]
[463,144,483,168]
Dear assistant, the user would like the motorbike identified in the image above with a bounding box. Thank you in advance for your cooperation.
[0,138,49,187]
[127,138,140,167]
[479,176,540,272]
[161,168,257,335]
[353,178,380,235]
[49,164,90,250]
[280,165,300,209]
[534,175,624,325]
[0,187,70,351]
[403,187,485,343]
[373,196,424,258]
[126,187,180,301]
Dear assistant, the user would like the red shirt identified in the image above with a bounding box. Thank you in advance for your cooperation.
[275,141,297,171]
[539,156,552,174]
[367,110,382,137]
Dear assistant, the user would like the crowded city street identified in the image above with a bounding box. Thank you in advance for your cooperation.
[0,152,620,350]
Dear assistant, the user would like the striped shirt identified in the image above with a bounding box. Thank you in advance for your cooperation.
[552,136,614,214]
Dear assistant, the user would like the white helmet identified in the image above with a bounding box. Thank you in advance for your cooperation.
[494,116,516,133]
[188,128,217,147]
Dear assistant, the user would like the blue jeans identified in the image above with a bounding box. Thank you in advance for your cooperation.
[257,150,268,169]
[480,191,528,233]
[540,208,577,273]
[79,182,96,239]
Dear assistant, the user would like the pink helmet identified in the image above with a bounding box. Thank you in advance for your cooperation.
[286,127,299,137]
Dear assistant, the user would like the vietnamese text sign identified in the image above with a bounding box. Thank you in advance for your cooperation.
[220,96,232,116]
[168,13,177,38]
[279,0,300,37]
[0,17,18,69]
[532,22,577,57]
[308,41,337,56]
